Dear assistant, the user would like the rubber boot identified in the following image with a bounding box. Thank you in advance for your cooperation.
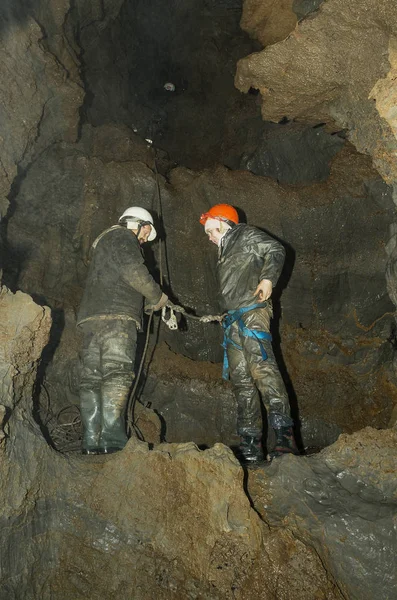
[236,429,266,466]
[270,426,299,459]
[99,381,129,453]
[80,389,102,455]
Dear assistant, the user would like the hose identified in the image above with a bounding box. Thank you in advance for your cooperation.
[126,145,166,437]
[126,145,223,437]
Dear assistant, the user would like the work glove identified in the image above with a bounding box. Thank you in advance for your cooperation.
[145,293,169,313]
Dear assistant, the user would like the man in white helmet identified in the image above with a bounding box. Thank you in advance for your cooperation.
[77,207,168,455]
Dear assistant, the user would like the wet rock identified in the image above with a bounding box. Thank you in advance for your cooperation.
[0,279,389,600]
[141,372,236,446]
[292,0,325,20]
[248,427,397,600]
[300,416,342,450]
[241,122,344,183]
[0,415,343,599]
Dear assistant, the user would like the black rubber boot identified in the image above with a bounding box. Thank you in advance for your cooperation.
[80,389,102,455]
[270,426,299,459]
[99,381,129,453]
[235,430,266,466]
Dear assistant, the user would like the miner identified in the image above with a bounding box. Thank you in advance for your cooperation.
[77,207,168,454]
[200,204,298,464]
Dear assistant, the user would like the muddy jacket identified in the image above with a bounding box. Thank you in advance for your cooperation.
[77,226,162,328]
[217,224,286,311]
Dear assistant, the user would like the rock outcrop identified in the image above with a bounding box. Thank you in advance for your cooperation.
[0,0,83,209]
[249,427,397,600]
[236,0,397,185]
[0,285,51,412]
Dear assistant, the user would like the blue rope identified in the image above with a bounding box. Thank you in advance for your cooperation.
[222,303,272,380]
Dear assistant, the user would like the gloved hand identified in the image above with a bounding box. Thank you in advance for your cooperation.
[145,293,169,313]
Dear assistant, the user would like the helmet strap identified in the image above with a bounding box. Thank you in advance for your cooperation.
[133,220,152,239]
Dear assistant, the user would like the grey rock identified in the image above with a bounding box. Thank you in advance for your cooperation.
[250,428,397,600]
[293,0,325,20]
[241,123,344,184]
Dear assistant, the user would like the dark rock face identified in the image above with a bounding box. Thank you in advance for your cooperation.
[4,124,396,440]
[241,122,345,183]
[77,0,261,170]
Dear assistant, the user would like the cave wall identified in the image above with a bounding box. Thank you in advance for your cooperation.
[0,0,83,208]
[4,122,396,443]
[236,0,397,186]
[1,0,397,444]
[76,0,262,169]
[1,1,397,598]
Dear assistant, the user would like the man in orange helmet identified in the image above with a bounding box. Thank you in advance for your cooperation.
[200,204,298,464]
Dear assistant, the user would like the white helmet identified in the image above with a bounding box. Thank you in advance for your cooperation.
[118,206,157,241]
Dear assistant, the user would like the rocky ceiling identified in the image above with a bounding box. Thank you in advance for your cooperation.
[0,0,397,598]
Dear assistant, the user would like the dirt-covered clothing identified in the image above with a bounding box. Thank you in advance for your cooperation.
[226,306,293,434]
[218,224,292,437]
[216,224,285,312]
[77,225,162,329]
[77,225,162,453]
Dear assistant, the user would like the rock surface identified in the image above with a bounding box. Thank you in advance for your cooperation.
[240,122,344,183]
[240,0,298,47]
[0,287,394,599]
[0,0,83,207]
[1,2,397,595]
[3,123,396,438]
[0,292,341,599]
[0,285,51,413]
[248,427,397,600]
[236,0,397,185]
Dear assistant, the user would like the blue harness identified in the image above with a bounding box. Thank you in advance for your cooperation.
[221,302,272,380]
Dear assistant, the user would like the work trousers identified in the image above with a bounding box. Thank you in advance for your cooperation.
[79,318,137,449]
[227,306,292,436]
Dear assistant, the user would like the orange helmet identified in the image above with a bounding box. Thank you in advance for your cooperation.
[199,204,239,226]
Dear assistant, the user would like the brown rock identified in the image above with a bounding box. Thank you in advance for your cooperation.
[241,0,297,46]
[235,0,397,184]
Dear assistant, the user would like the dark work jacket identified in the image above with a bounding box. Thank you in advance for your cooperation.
[77,226,162,328]
[217,224,286,312]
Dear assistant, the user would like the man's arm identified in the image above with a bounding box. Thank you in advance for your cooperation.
[249,229,286,299]
[114,232,164,306]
